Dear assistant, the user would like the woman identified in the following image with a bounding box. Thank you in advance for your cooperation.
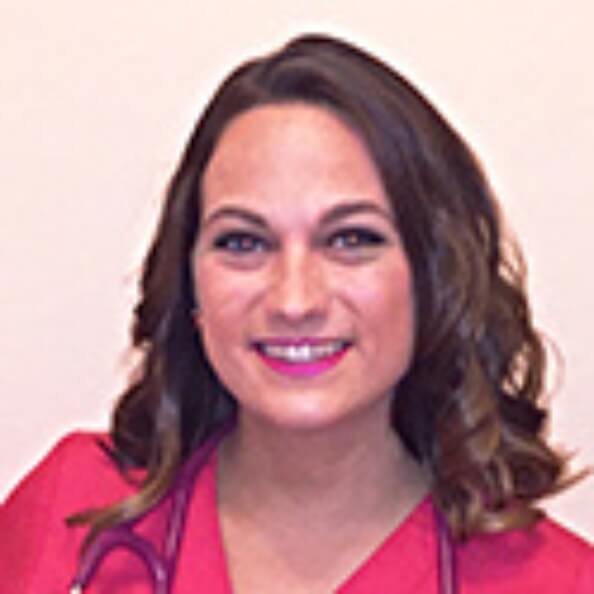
[1,34,592,593]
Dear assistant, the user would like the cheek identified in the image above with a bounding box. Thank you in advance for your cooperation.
[193,269,243,382]
[195,261,236,324]
[353,260,415,353]
[193,260,260,348]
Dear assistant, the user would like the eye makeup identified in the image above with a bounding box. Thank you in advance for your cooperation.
[212,230,271,254]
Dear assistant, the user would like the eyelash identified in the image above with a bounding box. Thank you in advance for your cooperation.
[326,227,387,249]
[211,227,387,255]
[212,231,270,254]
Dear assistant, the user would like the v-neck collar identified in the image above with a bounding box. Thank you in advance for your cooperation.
[173,446,438,594]
[336,496,438,593]
[172,448,233,594]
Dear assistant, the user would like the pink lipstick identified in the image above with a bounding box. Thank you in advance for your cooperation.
[253,338,351,378]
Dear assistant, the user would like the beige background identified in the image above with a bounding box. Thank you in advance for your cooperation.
[1,1,592,541]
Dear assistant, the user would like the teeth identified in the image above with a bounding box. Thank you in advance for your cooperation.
[259,341,346,363]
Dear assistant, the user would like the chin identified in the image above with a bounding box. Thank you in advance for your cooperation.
[240,392,389,435]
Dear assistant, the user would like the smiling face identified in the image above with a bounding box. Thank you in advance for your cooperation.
[193,103,415,432]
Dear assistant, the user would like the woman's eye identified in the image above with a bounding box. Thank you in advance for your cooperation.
[213,232,269,254]
[327,227,387,250]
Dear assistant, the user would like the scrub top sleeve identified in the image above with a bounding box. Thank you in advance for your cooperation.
[1,434,72,591]
[574,552,594,593]
[0,432,116,594]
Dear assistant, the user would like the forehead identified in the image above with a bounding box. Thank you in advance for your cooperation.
[201,103,390,218]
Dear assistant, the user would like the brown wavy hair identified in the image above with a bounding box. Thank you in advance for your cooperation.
[70,33,571,544]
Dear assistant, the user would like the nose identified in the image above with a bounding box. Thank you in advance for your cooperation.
[265,244,330,326]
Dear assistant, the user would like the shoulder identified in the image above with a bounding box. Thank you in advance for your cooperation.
[459,515,594,593]
[3,431,135,509]
[0,431,136,594]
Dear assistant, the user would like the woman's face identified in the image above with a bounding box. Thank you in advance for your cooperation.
[193,103,415,432]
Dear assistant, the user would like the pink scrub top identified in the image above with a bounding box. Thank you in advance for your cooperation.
[1,432,593,593]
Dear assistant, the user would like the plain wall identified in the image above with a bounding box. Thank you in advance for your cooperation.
[1,1,593,541]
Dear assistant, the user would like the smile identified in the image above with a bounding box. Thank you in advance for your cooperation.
[253,339,351,377]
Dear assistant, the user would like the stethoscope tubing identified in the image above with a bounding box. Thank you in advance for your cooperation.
[70,525,169,594]
[69,424,226,594]
[70,421,458,594]
[436,510,458,594]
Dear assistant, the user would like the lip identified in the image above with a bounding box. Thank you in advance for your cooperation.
[252,338,352,378]
[255,337,344,346]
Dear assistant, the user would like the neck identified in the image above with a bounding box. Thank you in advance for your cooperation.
[217,406,428,527]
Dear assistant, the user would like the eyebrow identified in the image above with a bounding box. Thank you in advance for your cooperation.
[319,201,395,226]
[201,206,270,230]
[201,200,395,230]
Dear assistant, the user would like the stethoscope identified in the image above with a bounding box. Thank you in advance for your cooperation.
[69,422,458,594]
